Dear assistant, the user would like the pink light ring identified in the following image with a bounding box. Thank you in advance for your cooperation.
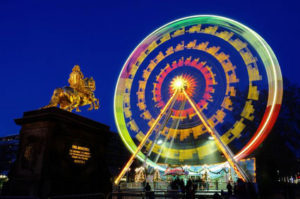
[153,60,213,114]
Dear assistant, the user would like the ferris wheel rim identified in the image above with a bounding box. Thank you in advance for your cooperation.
[114,15,283,171]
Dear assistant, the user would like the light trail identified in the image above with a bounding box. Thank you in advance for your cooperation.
[114,90,179,185]
[144,96,176,167]
[163,99,186,164]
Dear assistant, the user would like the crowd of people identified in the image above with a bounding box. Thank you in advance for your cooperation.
[168,177,197,198]
[144,177,259,199]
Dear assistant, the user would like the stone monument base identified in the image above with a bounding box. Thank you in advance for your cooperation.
[2,107,111,198]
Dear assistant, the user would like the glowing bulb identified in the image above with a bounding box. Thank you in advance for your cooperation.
[174,79,184,88]
[157,139,163,145]
[171,76,186,91]
[208,136,214,140]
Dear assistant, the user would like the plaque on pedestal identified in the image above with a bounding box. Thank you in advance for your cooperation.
[2,107,111,198]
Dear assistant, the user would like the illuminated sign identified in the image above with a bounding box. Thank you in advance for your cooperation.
[69,145,91,164]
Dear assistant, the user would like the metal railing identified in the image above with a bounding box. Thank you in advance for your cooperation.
[107,190,219,199]
[118,181,228,191]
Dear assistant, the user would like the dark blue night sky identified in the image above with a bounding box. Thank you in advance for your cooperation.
[0,0,299,137]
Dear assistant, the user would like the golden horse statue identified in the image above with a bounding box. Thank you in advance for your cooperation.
[42,65,99,112]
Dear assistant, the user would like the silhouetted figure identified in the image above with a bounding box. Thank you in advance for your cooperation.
[179,179,185,194]
[169,179,180,199]
[145,182,151,191]
[198,178,202,190]
[205,179,209,190]
[233,182,238,196]
[186,179,193,199]
[220,190,226,198]
[227,182,232,196]
[192,183,197,199]
[171,179,178,190]
[215,180,219,190]
[144,182,152,199]
[117,184,122,199]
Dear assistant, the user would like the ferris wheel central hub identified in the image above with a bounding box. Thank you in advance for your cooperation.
[171,76,187,92]
[170,75,196,101]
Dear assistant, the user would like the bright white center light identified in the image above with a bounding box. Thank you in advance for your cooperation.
[157,139,163,145]
[174,79,184,89]
[171,76,186,91]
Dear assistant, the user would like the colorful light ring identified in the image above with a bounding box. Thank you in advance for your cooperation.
[153,56,215,119]
[114,15,283,170]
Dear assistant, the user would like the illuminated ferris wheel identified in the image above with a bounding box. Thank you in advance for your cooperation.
[114,15,283,184]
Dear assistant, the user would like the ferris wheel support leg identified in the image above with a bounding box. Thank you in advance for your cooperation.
[144,99,175,167]
[114,91,178,185]
[182,90,250,182]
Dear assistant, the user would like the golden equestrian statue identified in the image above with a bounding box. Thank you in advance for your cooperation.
[42,65,100,112]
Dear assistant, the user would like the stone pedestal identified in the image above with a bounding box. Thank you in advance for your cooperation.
[2,107,111,198]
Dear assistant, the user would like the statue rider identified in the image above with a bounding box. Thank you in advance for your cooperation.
[68,65,85,93]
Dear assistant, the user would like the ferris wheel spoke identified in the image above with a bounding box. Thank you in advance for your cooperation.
[144,95,177,167]
[152,99,186,164]
[182,90,250,182]
[114,91,179,185]
[162,99,186,164]
[152,105,182,164]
